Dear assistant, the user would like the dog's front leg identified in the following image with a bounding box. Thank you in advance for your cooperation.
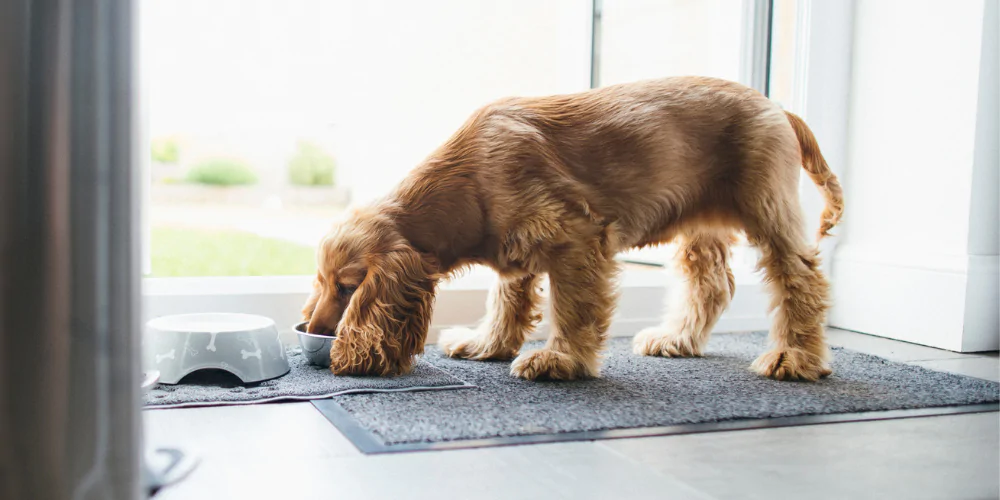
[633,231,735,357]
[510,241,617,380]
[439,273,541,360]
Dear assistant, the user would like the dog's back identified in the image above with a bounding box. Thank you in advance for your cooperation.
[460,77,803,251]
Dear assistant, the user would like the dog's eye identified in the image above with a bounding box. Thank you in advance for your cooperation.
[337,284,357,297]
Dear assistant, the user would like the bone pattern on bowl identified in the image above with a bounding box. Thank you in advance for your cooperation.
[145,313,291,384]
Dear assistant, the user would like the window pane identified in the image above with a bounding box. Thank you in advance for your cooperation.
[768,0,799,109]
[143,0,591,277]
[598,0,745,87]
[602,0,746,266]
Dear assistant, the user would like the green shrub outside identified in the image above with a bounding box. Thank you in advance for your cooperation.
[288,141,336,187]
[151,137,180,164]
[185,158,258,186]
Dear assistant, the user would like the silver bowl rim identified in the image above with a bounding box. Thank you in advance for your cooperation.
[293,321,337,340]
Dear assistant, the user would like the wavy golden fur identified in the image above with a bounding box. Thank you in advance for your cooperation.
[304,76,843,381]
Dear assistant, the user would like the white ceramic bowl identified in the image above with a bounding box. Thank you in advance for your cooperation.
[145,313,290,384]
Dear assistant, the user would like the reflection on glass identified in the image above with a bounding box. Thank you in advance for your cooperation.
[143,0,759,276]
[598,0,744,87]
[768,0,799,109]
[142,0,591,276]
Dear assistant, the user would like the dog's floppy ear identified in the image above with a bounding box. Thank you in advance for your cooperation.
[301,275,321,321]
[329,242,438,376]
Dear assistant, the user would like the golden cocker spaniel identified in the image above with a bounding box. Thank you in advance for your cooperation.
[303,76,844,381]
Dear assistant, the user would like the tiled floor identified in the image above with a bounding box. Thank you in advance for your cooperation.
[145,329,999,500]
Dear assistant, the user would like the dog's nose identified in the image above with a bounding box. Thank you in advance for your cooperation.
[307,299,343,336]
[307,318,335,336]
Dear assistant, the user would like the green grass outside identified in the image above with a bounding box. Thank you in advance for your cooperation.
[151,227,317,277]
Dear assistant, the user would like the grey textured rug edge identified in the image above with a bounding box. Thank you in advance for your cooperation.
[143,346,475,410]
[313,399,1000,454]
[316,333,1000,452]
[146,382,477,410]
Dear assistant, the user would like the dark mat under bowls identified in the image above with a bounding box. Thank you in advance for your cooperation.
[144,346,473,409]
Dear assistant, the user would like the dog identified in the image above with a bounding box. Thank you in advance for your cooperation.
[302,76,843,381]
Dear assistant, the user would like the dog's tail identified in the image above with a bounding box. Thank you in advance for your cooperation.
[784,111,844,241]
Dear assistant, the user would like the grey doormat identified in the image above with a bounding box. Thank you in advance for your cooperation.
[313,333,1000,453]
[144,347,473,409]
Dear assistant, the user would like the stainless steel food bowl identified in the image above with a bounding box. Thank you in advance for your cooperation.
[145,313,290,384]
[295,321,335,368]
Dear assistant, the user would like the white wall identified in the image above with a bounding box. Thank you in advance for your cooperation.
[843,0,983,258]
[964,0,999,351]
[968,0,999,258]
[830,0,998,351]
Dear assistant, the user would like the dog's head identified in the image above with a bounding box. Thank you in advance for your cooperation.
[303,208,439,376]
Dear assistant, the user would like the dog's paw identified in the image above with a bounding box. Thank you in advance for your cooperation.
[510,349,597,381]
[632,327,703,357]
[438,327,517,360]
[751,347,832,381]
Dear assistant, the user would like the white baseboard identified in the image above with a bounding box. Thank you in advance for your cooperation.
[830,245,999,352]
[964,254,1000,351]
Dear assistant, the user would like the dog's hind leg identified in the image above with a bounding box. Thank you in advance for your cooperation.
[439,273,542,360]
[510,237,619,380]
[632,231,736,358]
[744,202,832,381]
